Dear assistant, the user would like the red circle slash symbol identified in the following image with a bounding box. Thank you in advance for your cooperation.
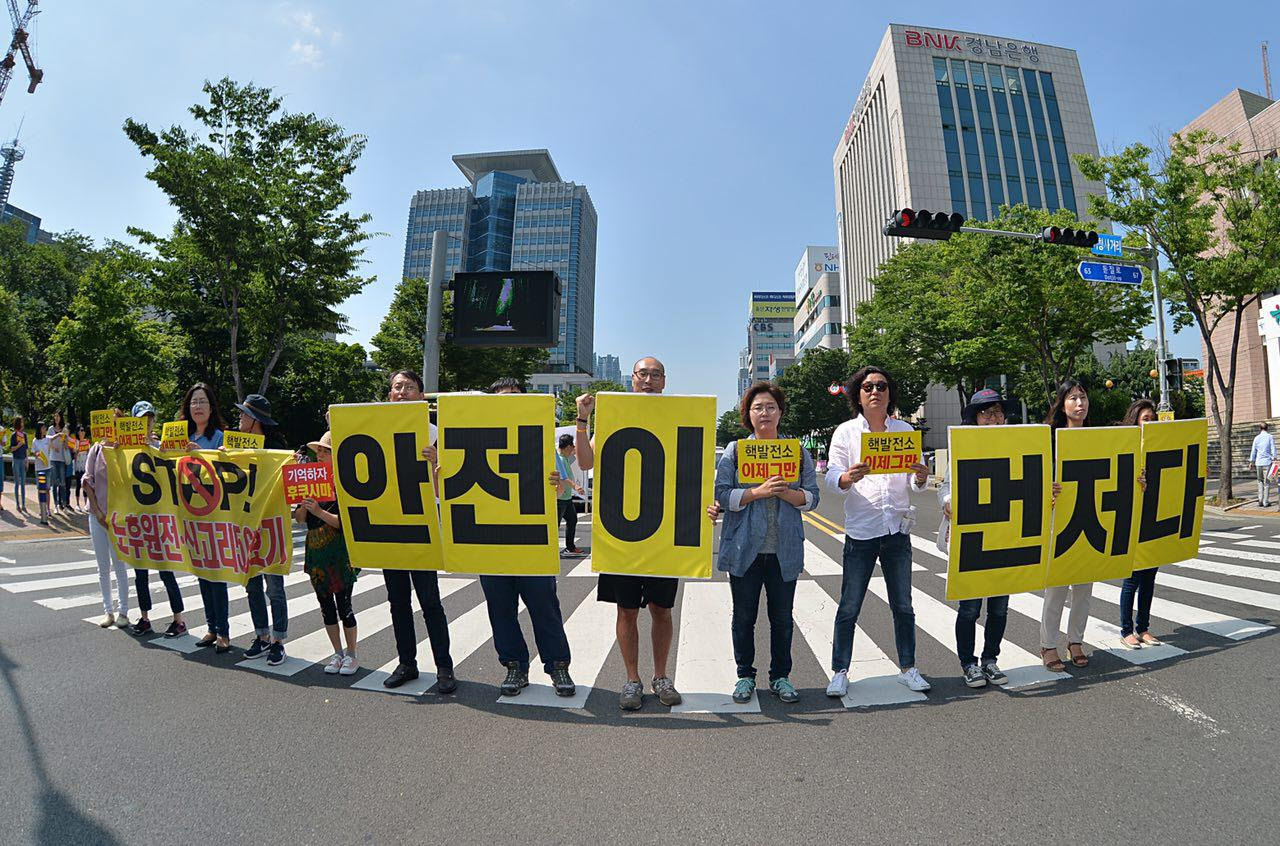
[178,456,222,517]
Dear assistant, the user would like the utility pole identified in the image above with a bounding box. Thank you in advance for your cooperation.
[421,229,448,393]
[1146,233,1172,412]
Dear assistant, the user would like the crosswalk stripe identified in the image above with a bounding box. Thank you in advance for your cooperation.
[1233,539,1280,552]
[670,581,760,713]
[1002,591,1188,665]
[865,577,1061,688]
[503,587,618,709]
[1156,571,1280,612]
[0,558,98,576]
[1196,544,1280,564]
[1171,557,1280,584]
[792,580,925,708]
[0,556,13,564]
[567,557,593,577]
[3,570,121,593]
[353,586,493,695]
[40,575,203,611]
[1201,531,1253,540]
[82,571,310,629]
[803,539,843,576]
[1090,581,1272,641]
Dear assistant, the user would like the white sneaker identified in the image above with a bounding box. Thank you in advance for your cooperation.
[324,653,343,674]
[825,669,849,698]
[114,615,131,630]
[339,654,358,676]
[898,667,931,692]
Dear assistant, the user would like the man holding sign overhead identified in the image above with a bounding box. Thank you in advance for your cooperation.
[824,366,932,697]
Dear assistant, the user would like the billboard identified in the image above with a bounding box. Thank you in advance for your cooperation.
[751,291,797,320]
[452,270,561,347]
[794,246,839,300]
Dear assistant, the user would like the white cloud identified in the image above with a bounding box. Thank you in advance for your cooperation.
[280,5,342,68]
[291,10,323,38]
[290,40,322,67]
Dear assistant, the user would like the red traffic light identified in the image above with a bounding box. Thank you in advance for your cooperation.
[1040,226,1099,247]
[883,208,964,240]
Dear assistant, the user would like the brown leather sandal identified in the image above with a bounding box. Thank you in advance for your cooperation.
[1067,642,1089,667]
[1041,648,1066,672]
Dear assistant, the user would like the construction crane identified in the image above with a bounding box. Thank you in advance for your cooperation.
[0,0,41,111]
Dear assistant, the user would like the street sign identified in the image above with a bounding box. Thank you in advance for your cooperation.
[1157,410,1175,422]
[1077,261,1142,285]
[1092,233,1123,257]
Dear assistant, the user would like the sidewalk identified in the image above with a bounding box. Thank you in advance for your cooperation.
[0,482,90,540]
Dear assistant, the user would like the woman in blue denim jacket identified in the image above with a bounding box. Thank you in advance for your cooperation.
[712,382,820,705]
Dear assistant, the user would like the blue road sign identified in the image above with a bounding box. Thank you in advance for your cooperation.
[1078,261,1143,285]
[1092,233,1124,257]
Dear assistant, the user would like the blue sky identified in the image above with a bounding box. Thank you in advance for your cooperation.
[11,2,1275,411]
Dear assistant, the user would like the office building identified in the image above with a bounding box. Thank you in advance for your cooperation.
[593,353,623,385]
[2,203,53,244]
[833,24,1105,445]
[402,149,598,380]
[737,346,752,397]
[743,292,797,390]
[793,245,843,355]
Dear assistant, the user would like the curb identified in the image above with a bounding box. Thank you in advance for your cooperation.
[0,513,91,542]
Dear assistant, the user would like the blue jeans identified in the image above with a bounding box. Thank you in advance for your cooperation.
[50,460,67,507]
[246,573,288,640]
[730,553,796,681]
[956,596,1009,667]
[832,533,916,671]
[198,578,229,638]
[1119,568,1159,636]
[479,575,570,673]
[12,458,26,509]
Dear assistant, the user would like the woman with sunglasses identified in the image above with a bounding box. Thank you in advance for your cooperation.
[824,366,932,698]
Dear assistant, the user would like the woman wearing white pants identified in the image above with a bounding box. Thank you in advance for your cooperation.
[82,409,131,629]
[1041,380,1092,671]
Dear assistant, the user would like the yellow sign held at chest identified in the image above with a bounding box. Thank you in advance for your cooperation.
[1135,419,1207,568]
[223,431,265,450]
[114,417,149,448]
[861,429,922,474]
[90,410,115,442]
[160,422,188,452]
[736,439,802,483]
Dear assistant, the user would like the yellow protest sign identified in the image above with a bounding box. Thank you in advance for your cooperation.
[160,421,188,452]
[861,429,922,474]
[736,438,802,483]
[591,393,715,579]
[1136,418,1207,568]
[946,424,1052,601]
[1157,410,1175,422]
[1047,427,1141,588]
[104,446,294,583]
[115,417,149,448]
[437,394,559,575]
[224,431,265,450]
[90,409,115,442]
[330,401,442,570]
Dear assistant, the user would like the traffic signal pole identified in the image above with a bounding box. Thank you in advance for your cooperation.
[1138,233,1173,412]
[422,229,448,393]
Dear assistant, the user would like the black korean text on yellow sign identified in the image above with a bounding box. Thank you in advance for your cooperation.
[90,409,115,442]
[736,439,802,483]
[223,431,265,450]
[104,445,294,585]
[1048,427,1141,588]
[330,402,442,570]
[861,430,922,475]
[591,393,715,579]
[437,394,559,575]
[160,422,188,452]
[946,424,1052,601]
[115,416,149,448]
[1136,418,1207,568]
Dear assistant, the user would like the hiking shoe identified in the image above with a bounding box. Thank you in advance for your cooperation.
[770,678,799,703]
[549,661,576,697]
[963,663,988,688]
[981,662,1008,685]
[129,619,153,636]
[500,662,528,696]
[652,675,682,706]
[619,679,644,710]
[732,677,756,704]
[898,667,931,692]
[825,669,849,698]
[266,641,286,666]
[243,637,270,660]
[163,621,187,638]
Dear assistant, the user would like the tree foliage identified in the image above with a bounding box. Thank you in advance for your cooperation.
[557,380,624,423]
[716,409,749,447]
[775,347,855,448]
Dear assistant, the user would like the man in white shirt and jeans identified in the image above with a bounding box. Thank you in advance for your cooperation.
[824,366,931,696]
[1249,422,1276,508]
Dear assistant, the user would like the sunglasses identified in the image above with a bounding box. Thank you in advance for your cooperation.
[861,381,889,393]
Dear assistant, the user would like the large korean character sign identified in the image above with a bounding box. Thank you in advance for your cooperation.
[1048,427,1141,587]
[1136,419,1207,568]
[946,425,1052,601]
[330,402,442,570]
[591,393,715,579]
[437,394,559,575]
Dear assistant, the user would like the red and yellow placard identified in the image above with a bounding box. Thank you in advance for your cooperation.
[160,421,188,452]
[861,430,922,474]
[90,410,115,442]
[282,462,335,505]
[736,439,802,483]
[114,417,149,448]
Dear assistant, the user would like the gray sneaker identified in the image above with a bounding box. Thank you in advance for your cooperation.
[619,679,644,711]
[652,675,682,706]
[962,663,988,688]
[981,661,1008,685]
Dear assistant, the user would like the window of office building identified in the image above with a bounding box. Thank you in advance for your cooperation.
[969,62,1005,213]
[1004,66,1042,209]
[1038,71,1077,214]
[934,57,967,218]
[950,59,987,220]
[1021,69,1059,210]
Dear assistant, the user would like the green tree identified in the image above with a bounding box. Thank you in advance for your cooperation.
[268,334,381,445]
[557,380,624,424]
[124,78,373,401]
[775,346,854,449]
[370,274,549,390]
[716,409,749,447]
[1078,132,1280,498]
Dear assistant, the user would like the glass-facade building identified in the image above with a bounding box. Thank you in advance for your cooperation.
[402,149,598,375]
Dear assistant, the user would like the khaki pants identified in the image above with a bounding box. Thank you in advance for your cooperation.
[1041,583,1092,650]
[1257,465,1271,507]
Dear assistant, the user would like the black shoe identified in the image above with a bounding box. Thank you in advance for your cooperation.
[383,663,419,689]
[195,634,216,648]
[243,637,270,660]
[163,621,186,638]
[549,661,575,697]
[214,642,233,654]
[435,667,457,695]
[129,619,153,637]
[266,641,286,667]
[500,661,528,697]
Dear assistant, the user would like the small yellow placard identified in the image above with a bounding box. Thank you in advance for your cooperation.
[223,431,265,450]
[861,430,922,474]
[115,417,149,448]
[1157,410,1175,422]
[736,439,802,483]
[90,410,115,442]
[160,422,189,452]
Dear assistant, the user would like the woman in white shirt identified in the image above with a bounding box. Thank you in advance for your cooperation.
[31,422,51,525]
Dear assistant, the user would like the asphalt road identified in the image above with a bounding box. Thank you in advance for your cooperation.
[1,491,1278,845]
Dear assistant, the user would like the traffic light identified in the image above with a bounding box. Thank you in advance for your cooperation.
[882,208,964,240]
[1040,226,1100,248]
[1165,357,1184,392]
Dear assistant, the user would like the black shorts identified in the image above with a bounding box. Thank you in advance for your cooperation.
[596,573,678,609]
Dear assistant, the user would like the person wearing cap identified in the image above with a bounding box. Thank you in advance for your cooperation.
[82,408,133,629]
[233,393,290,666]
[296,431,362,675]
[939,388,1018,688]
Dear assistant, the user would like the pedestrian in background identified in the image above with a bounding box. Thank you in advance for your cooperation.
[1249,422,1275,508]
[1119,399,1164,649]
[31,422,51,525]
[554,433,585,555]
[8,416,28,514]
[73,425,90,510]
[47,418,68,514]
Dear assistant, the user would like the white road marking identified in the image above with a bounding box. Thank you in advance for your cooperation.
[1196,544,1280,564]
[504,587,619,709]
[1232,539,1280,552]
[803,539,843,576]
[0,558,98,576]
[1003,591,1188,665]
[1172,557,1280,584]
[1201,531,1252,540]
[1091,581,1272,641]
[670,581,759,713]
[1157,571,1280,612]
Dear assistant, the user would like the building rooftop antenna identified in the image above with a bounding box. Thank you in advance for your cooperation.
[1264,41,1273,100]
